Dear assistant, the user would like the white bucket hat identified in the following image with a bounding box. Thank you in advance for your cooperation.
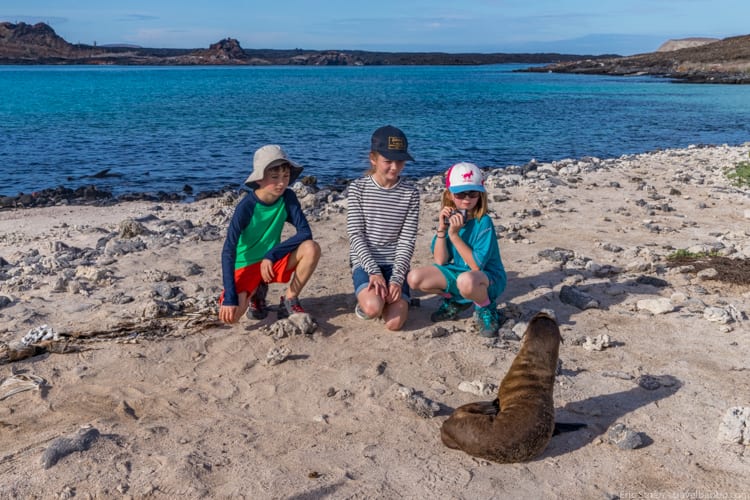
[244,144,303,188]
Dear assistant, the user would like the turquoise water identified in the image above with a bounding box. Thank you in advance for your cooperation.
[1,64,749,196]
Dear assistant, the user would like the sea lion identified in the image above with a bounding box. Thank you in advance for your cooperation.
[441,311,564,463]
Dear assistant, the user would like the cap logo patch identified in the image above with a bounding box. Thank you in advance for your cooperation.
[462,171,474,181]
[388,136,405,150]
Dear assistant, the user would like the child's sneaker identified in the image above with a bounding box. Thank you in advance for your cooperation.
[278,295,305,319]
[430,298,472,322]
[247,282,268,320]
[355,303,373,320]
[475,305,500,338]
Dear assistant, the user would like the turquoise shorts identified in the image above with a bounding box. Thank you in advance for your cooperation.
[433,264,501,303]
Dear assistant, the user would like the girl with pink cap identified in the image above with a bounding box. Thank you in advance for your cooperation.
[407,162,506,337]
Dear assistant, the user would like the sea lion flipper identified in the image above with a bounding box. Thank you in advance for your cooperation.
[453,401,498,416]
[552,422,587,435]
[441,407,496,452]
[440,426,462,450]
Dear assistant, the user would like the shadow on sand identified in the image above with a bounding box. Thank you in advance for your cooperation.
[542,375,682,458]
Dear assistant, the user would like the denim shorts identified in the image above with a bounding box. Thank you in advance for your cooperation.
[352,265,410,301]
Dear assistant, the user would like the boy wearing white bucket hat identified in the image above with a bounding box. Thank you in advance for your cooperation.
[219,145,321,324]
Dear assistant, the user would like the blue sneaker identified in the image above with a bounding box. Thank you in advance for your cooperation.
[430,299,472,322]
[475,305,500,338]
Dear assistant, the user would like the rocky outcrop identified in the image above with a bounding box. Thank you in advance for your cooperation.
[289,51,363,66]
[183,38,249,63]
[0,21,81,58]
[521,34,750,84]
[656,37,718,52]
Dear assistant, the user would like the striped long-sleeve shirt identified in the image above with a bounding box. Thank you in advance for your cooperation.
[347,175,420,286]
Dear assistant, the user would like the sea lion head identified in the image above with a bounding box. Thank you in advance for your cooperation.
[520,311,562,362]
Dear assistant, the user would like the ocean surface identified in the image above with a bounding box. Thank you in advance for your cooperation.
[1,64,750,197]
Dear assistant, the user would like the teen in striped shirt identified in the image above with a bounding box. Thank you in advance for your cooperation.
[347,126,420,331]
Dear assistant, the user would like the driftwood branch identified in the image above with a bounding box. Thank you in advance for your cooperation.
[1,315,220,364]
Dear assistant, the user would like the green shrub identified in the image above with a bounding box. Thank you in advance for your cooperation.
[666,248,720,260]
[726,153,750,188]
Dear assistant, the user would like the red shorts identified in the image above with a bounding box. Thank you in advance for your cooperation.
[219,254,294,305]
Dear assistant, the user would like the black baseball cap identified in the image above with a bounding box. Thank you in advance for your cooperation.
[370,125,414,161]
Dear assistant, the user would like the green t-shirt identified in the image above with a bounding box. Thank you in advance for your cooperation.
[234,196,288,269]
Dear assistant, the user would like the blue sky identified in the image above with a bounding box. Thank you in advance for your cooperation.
[3,1,748,56]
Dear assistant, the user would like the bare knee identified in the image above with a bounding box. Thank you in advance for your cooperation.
[358,294,383,318]
[300,240,321,260]
[383,300,408,331]
[406,271,418,289]
[455,272,472,295]
[407,266,437,291]
[384,316,406,331]
[456,271,487,298]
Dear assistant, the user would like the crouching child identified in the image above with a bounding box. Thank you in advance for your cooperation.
[219,145,321,324]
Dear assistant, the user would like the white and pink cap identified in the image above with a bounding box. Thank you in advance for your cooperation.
[445,162,485,193]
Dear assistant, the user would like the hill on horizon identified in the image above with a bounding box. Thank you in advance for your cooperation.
[522,33,750,84]
[0,21,614,66]
[3,21,747,83]
[656,37,719,52]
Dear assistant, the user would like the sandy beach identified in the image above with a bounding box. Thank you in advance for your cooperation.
[1,144,749,499]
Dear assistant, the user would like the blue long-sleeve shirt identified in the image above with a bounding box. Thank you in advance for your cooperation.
[221,189,312,306]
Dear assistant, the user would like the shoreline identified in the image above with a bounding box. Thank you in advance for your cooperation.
[2,142,748,211]
[1,142,749,497]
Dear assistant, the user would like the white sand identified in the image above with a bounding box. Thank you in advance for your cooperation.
[1,144,749,498]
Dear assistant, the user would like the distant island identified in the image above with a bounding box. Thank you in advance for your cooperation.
[1,21,748,83]
[0,22,605,66]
